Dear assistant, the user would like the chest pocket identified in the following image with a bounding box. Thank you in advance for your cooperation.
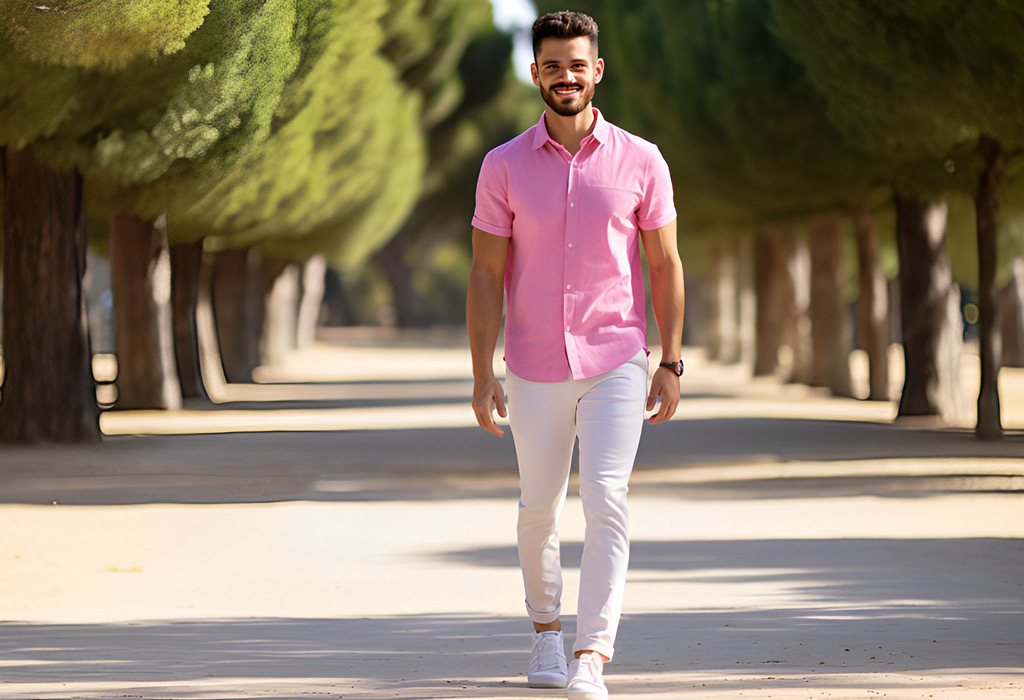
[583,185,640,226]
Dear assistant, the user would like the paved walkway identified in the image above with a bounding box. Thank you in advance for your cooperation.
[1,329,1022,699]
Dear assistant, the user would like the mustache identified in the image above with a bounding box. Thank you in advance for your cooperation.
[550,83,582,90]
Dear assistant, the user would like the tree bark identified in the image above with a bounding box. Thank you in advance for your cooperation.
[974,134,1007,439]
[893,192,963,423]
[737,234,757,366]
[809,215,853,397]
[754,231,785,376]
[1000,258,1024,368]
[211,247,261,383]
[297,255,326,349]
[0,146,99,442]
[320,265,357,326]
[852,209,890,401]
[787,235,813,385]
[374,237,428,327]
[170,240,206,400]
[110,214,182,410]
[707,238,740,363]
[754,228,810,381]
[259,257,298,368]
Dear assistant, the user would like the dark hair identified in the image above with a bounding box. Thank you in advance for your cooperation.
[531,11,599,58]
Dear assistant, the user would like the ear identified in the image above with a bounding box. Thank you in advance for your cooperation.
[594,57,605,84]
[530,62,540,86]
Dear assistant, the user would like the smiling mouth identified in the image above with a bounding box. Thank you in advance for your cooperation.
[553,85,581,97]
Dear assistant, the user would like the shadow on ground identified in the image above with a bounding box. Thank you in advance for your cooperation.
[1,416,1021,505]
[2,576,1021,698]
[5,537,1019,697]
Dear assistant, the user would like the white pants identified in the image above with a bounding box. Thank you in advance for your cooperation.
[505,350,648,661]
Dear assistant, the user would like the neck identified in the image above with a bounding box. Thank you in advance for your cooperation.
[544,106,595,155]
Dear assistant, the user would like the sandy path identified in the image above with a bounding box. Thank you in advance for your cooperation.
[1,333,1021,699]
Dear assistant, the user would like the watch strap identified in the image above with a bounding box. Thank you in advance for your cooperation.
[658,360,684,376]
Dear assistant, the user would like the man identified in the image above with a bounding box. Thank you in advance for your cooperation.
[467,10,684,700]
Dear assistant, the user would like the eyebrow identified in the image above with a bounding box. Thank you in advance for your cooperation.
[540,57,590,67]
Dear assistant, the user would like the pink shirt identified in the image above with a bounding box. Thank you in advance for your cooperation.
[472,109,677,382]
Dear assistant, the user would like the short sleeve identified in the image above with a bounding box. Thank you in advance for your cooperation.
[471,150,513,237]
[637,146,676,232]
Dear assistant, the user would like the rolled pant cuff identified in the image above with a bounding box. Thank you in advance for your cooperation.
[525,600,561,625]
[572,639,615,662]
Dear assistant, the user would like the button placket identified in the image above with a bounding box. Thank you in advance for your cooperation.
[563,154,580,349]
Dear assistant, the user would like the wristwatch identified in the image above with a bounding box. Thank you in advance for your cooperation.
[658,359,684,376]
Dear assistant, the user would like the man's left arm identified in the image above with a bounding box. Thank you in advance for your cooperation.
[640,219,685,424]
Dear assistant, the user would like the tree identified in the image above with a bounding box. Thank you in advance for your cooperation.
[373,6,537,326]
[771,0,1024,437]
[0,0,209,439]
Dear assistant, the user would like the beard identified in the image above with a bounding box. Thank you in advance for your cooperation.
[540,81,594,116]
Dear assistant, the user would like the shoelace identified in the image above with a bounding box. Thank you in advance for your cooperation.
[532,633,562,671]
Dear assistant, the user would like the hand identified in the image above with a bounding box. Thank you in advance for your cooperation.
[646,367,680,424]
[472,375,507,437]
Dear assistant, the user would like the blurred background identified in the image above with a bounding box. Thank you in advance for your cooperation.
[1,0,1023,442]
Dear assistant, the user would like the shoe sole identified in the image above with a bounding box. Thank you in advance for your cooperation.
[528,674,567,689]
[567,691,607,700]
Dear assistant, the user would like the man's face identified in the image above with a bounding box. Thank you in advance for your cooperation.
[531,36,603,117]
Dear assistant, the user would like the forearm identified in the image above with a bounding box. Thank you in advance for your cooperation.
[649,258,685,361]
[467,267,505,379]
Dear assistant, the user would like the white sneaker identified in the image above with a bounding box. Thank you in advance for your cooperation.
[567,653,608,700]
[527,630,567,688]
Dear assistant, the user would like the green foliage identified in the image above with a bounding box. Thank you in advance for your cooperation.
[0,0,579,282]
[769,0,1024,195]
[191,0,427,269]
[770,0,1024,283]
[370,9,537,323]
[1,0,210,70]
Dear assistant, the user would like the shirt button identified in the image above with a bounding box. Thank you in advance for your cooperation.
[566,284,572,290]
[569,202,575,207]
[568,242,574,248]
[566,326,571,332]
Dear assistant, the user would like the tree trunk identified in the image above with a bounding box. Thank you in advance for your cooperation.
[893,192,963,423]
[110,214,182,410]
[0,146,99,442]
[297,255,326,349]
[259,257,299,368]
[852,209,890,401]
[707,238,740,363]
[809,215,853,397]
[1000,258,1024,368]
[211,247,261,383]
[737,234,757,366]
[974,134,1007,439]
[374,237,428,327]
[320,265,357,326]
[754,228,810,381]
[787,235,813,385]
[754,231,785,376]
[170,241,206,400]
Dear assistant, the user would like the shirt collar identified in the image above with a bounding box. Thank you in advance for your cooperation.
[532,107,608,150]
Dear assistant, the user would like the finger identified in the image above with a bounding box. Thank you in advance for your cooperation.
[474,402,505,437]
[655,394,679,423]
[494,388,507,419]
[646,389,657,412]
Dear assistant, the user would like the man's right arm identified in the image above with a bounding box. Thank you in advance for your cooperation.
[467,227,510,437]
